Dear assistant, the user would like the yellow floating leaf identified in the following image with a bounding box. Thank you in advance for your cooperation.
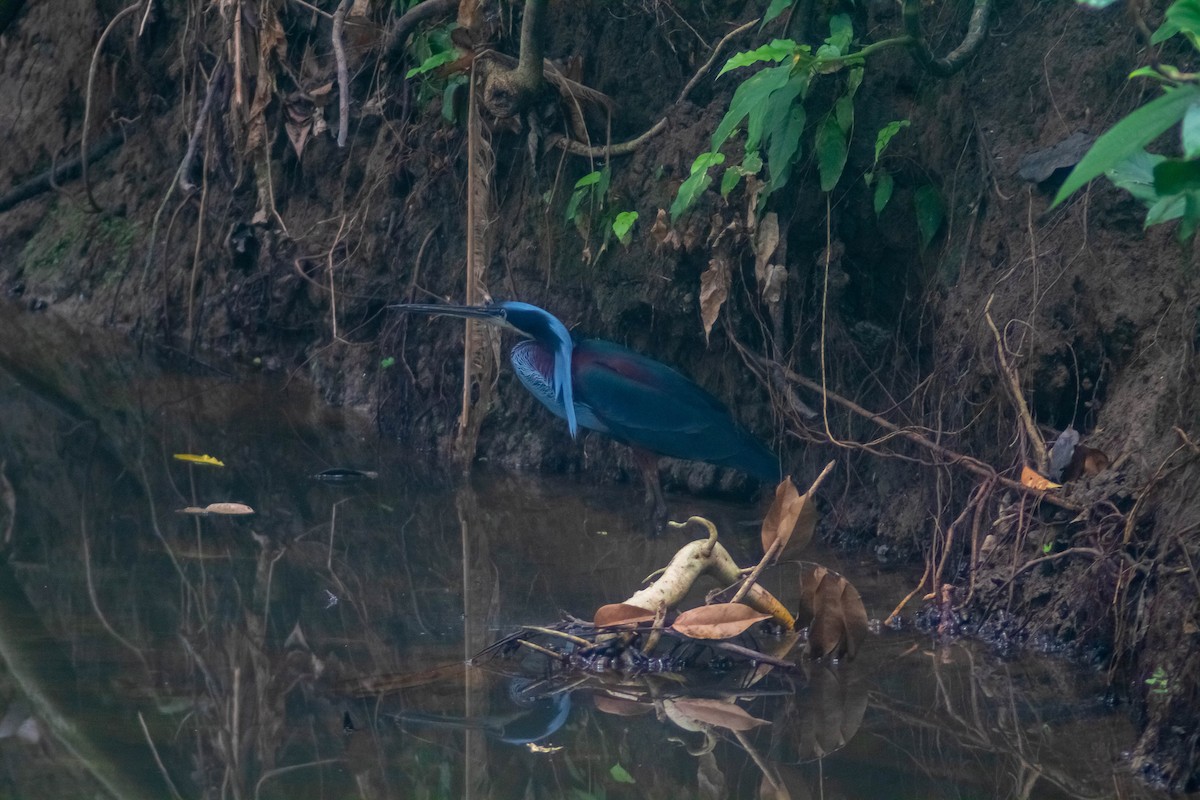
[671,603,770,640]
[1020,465,1060,491]
[203,502,255,515]
[173,453,226,467]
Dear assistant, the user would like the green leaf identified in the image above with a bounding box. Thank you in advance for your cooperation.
[721,168,743,197]
[612,210,638,245]
[712,65,792,151]
[1146,193,1187,225]
[1106,149,1166,203]
[718,39,796,77]
[1052,85,1200,207]
[574,171,602,189]
[1183,101,1200,159]
[766,105,806,193]
[816,115,848,192]
[609,764,636,784]
[746,73,805,155]
[406,48,459,79]
[914,185,944,248]
[1151,20,1182,44]
[834,94,855,134]
[1167,0,1200,36]
[846,67,864,99]
[873,170,894,215]
[763,0,794,24]
[873,119,910,165]
[825,13,853,55]
[1154,158,1200,195]
[440,74,467,122]
[671,151,726,221]
[380,356,396,369]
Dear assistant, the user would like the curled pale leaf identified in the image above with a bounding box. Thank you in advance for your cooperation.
[173,453,225,467]
[672,603,770,639]
[203,502,256,515]
[664,698,770,731]
[761,478,817,558]
[593,603,655,627]
[1020,465,1061,491]
[699,257,730,343]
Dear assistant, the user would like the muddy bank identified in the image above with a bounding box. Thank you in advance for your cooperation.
[0,0,1198,789]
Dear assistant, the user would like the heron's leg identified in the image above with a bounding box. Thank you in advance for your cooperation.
[631,448,667,531]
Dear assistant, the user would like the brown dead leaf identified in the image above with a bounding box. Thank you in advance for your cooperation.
[798,565,868,660]
[672,603,770,640]
[761,478,817,559]
[699,257,730,344]
[1020,465,1061,491]
[755,212,780,286]
[593,696,654,717]
[593,603,655,627]
[664,698,769,732]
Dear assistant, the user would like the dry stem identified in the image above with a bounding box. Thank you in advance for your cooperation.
[984,295,1048,475]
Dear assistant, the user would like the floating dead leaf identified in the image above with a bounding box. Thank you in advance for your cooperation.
[593,696,654,717]
[311,468,379,483]
[1020,464,1061,491]
[699,256,730,344]
[663,698,769,732]
[173,453,225,467]
[672,603,770,640]
[176,502,255,516]
[593,603,655,627]
[761,478,817,559]
[798,566,868,660]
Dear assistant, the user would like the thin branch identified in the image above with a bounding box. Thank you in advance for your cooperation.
[902,0,992,77]
[81,2,140,212]
[333,0,352,147]
[382,0,458,64]
[984,295,1047,474]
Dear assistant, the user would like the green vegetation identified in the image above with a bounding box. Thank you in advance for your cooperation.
[1054,0,1200,238]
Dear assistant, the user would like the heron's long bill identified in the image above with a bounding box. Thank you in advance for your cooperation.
[389,303,504,322]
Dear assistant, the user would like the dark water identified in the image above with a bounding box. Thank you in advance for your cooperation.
[0,309,1168,799]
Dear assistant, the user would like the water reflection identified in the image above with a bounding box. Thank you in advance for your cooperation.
[0,311,1170,799]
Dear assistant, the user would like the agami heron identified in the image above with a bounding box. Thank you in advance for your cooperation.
[393,301,780,520]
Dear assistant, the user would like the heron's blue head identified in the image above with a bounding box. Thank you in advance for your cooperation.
[494,302,577,437]
[390,300,579,437]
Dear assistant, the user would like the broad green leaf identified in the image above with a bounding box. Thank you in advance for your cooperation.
[846,67,864,98]
[874,119,911,165]
[826,13,853,55]
[441,74,467,122]
[1146,193,1187,225]
[610,764,636,784]
[564,190,585,223]
[816,115,848,192]
[1106,149,1166,203]
[406,48,459,79]
[574,171,602,189]
[1184,101,1200,159]
[763,0,794,24]
[712,65,792,151]
[914,185,944,248]
[1153,158,1200,195]
[1167,0,1200,36]
[721,168,743,197]
[834,94,855,134]
[612,210,638,245]
[1181,193,1200,239]
[874,170,894,215]
[742,151,764,174]
[1152,20,1182,44]
[745,73,803,154]
[718,39,796,77]
[766,105,806,193]
[671,151,726,220]
[1052,85,1200,207]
